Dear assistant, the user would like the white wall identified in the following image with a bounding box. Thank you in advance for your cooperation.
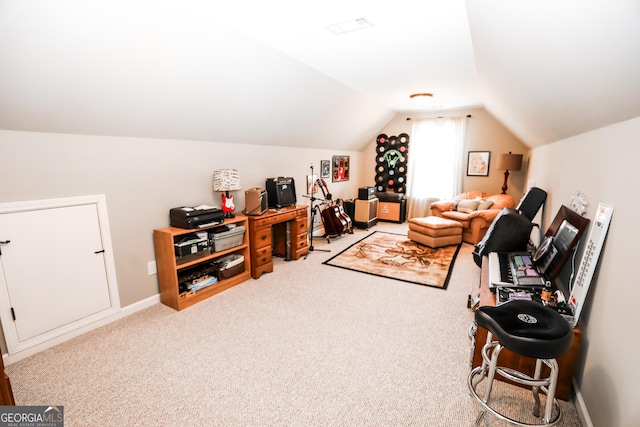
[527,116,640,427]
[0,130,363,313]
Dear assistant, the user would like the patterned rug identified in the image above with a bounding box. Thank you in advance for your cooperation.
[323,231,461,289]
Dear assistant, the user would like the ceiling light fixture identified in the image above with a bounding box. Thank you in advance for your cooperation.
[409,93,434,107]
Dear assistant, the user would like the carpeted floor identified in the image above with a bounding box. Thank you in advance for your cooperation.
[5,222,583,426]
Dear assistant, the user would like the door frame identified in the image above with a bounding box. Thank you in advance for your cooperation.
[0,194,121,360]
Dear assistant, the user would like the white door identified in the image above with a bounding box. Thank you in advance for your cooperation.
[0,195,120,356]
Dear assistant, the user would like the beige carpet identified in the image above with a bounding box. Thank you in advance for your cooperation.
[5,222,583,426]
[323,231,460,289]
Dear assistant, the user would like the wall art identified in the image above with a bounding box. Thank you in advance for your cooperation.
[332,156,350,182]
[375,133,409,193]
[320,160,330,179]
[467,151,490,176]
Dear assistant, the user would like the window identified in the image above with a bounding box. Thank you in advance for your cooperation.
[406,117,467,218]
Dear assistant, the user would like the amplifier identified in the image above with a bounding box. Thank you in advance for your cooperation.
[244,188,268,216]
[265,177,297,209]
[358,186,376,200]
[377,198,406,223]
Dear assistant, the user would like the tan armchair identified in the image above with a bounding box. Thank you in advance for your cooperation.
[429,191,515,244]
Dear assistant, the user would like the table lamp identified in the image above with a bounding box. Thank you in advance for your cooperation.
[496,152,523,194]
[212,168,241,217]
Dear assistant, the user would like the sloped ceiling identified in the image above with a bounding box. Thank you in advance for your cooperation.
[0,1,638,151]
[466,0,640,147]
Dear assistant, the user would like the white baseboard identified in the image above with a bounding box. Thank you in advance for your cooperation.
[3,294,161,366]
[119,294,161,318]
[573,379,593,427]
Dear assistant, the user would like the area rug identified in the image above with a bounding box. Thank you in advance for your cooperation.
[323,231,461,289]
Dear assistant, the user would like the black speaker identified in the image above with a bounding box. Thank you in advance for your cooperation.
[265,177,297,209]
[358,186,376,200]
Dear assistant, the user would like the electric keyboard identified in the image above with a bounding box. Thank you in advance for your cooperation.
[488,252,546,290]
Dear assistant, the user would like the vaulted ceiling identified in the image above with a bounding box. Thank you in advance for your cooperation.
[1,1,639,151]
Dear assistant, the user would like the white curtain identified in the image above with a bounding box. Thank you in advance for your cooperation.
[406,116,468,219]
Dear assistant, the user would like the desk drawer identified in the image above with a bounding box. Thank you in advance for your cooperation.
[253,227,272,248]
[252,245,272,267]
[255,211,297,227]
[278,211,297,222]
[292,218,308,234]
[294,232,308,250]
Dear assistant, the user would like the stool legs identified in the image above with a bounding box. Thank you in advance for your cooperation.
[482,332,503,404]
[468,332,563,426]
[533,359,543,417]
[532,358,560,422]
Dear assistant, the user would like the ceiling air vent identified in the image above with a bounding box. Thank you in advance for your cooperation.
[327,18,373,35]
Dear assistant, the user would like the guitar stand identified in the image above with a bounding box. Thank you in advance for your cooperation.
[304,201,330,259]
[322,204,354,243]
[302,165,330,260]
[323,231,350,243]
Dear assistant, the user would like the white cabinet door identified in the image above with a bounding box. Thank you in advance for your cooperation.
[0,195,120,356]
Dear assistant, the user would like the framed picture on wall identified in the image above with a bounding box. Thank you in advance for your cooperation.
[467,151,491,176]
[332,155,350,182]
[320,160,330,179]
[307,174,318,195]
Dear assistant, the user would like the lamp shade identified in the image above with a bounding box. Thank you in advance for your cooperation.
[212,169,241,192]
[495,152,523,171]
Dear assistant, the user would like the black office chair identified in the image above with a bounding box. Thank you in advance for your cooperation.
[517,187,547,222]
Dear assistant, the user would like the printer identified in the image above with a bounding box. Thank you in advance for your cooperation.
[170,205,224,229]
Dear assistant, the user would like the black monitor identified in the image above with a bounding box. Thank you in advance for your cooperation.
[533,205,590,283]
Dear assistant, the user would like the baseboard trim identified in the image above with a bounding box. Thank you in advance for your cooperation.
[119,294,161,318]
[3,294,161,366]
[573,379,593,427]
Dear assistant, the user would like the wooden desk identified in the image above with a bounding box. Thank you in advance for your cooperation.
[247,206,309,279]
[471,256,581,401]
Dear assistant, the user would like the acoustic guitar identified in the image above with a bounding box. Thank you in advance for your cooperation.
[316,179,352,236]
[334,198,353,233]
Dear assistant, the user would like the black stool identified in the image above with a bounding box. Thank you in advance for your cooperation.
[468,300,574,426]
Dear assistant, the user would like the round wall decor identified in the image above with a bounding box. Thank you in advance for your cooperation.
[375,133,409,193]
